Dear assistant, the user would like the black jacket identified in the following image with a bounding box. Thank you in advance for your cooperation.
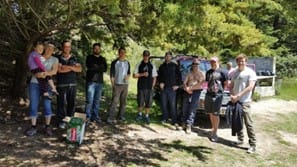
[158,61,181,88]
[226,101,243,136]
[86,54,107,83]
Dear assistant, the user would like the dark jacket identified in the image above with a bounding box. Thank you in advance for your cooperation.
[226,101,243,136]
[158,61,181,88]
[86,54,107,83]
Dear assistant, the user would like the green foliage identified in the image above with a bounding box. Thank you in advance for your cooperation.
[1,0,297,100]
[252,92,261,102]
[276,55,297,78]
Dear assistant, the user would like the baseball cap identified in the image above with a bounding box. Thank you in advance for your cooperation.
[210,57,219,62]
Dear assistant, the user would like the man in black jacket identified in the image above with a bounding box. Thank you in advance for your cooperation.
[158,51,181,127]
[85,43,107,124]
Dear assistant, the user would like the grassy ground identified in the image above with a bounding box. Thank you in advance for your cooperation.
[275,77,297,100]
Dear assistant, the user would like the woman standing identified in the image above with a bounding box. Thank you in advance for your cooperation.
[26,42,59,136]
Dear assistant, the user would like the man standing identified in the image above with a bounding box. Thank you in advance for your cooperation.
[205,56,228,142]
[230,53,257,154]
[158,51,181,127]
[133,50,158,124]
[107,47,131,124]
[85,43,107,124]
[56,40,82,129]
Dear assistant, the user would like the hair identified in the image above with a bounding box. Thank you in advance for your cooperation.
[236,53,248,62]
[118,47,126,53]
[93,43,101,48]
[165,51,172,56]
[61,40,71,47]
[33,41,44,47]
[143,50,150,56]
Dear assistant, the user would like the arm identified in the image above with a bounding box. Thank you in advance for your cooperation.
[69,63,82,72]
[33,56,46,71]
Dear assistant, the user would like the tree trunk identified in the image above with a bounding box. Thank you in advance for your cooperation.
[10,47,31,101]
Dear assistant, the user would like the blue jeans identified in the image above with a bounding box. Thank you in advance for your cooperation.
[160,88,177,124]
[29,83,52,118]
[85,82,103,120]
[183,90,202,126]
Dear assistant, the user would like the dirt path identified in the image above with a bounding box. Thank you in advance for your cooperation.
[0,98,296,166]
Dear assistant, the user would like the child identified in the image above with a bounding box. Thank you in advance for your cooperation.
[27,41,58,99]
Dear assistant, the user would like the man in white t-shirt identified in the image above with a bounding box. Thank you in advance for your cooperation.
[230,53,257,154]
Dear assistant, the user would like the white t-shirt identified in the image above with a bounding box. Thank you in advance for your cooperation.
[231,66,257,103]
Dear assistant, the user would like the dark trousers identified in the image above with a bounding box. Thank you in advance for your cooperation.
[182,90,202,126]
[160,88,177,124]
[56,86,76,122]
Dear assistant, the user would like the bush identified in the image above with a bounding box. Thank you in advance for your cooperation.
[276,54,297,78]
[252,92,261,102]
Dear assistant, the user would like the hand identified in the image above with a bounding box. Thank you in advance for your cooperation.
[160,83,164,90]
[185,86,193,94]
[172,85,179,91]
[230,95,239,103]
[143,72,149,77]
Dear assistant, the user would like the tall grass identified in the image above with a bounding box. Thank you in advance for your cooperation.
[275,78,297,101]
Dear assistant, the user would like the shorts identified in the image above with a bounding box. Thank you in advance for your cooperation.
[205,93,223,115]
[137,89,153,108]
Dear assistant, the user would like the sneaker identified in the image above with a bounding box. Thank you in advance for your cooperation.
[174,123,180,130]
[118,117,126,123]
[136,114,143,122]
[232,140,244,146]
[59,122,66,129]
[210,134,218,142]
[161,120,167,125]
[185,124,191,134]
[93,118,102,124]
[247,146,256,154]
[45,126,53,136]
[26,127,37,136]
[107,118,116,124]
[144,116,150,124]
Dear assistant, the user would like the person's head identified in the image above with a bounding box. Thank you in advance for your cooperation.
[61,40,71,55]
[143,50,150,62]
[191,58,200,71]
[235,53,248,71]
[43,42,55,58]
[164,51,172,63]
[93,43,101,55]
[33,41,44,54]
[118,47,126,59]
[226,62,233,70]
[210,56,219,69]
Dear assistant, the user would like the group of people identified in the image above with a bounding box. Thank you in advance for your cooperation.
[25,40,257,154]
[26,40,82,136]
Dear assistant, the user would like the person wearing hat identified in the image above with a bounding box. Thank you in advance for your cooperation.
[158,51,182,127]
[205,56,228,142]
[26,41,59,136]
[182,58,205,133]
[133,50,158,124]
